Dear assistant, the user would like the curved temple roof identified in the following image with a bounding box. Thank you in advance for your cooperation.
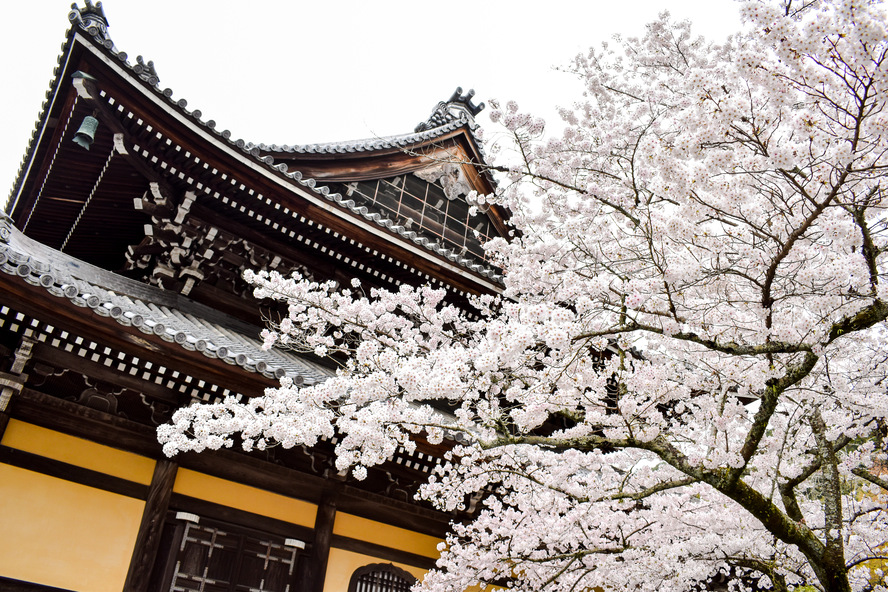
[256,87,487,157]
[8,4,503,288]
[254,117,471,156]
[0,213,332,386]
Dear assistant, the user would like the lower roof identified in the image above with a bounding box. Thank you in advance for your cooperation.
[0,213,332,387]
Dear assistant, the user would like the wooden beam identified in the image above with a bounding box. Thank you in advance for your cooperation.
[13,388,454,538]
[9,86,79,227]
[337,485,452,539]
[30,343,181,405]
[0,347,31,436]
[168,493,313,541]
[307,488,338,592]
[179,447,452,538]
[184,202,361,291]
[0,412,9,442]
[0,445,147,499]
[176,447,329,504]
[330,535,437,570]
[123,459,178,592]
[12,387,161,458]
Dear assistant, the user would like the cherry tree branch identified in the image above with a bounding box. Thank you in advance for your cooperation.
[850,467,888,491]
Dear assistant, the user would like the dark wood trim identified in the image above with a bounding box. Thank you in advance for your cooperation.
[124,459,178,592]
[152,518,186,592]
[0,411,10,442]
[151,510,309,591]
[12,388,162,458]
[337,485,452,539]
[176,447,329,504]
[332,535,438,571]
[308,490,338,592]
[29,342,181,405]
[172,449,452,538]
[12,389,454,538]
[10,390,452,537]
[0,444,148,499]
[0,576,76,592]
[178,447,452,538]
[189,202,348,289]
[167,492,314,542]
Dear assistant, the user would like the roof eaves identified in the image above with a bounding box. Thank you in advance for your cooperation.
[6,31,79,217]
[0,214,332,385]
[255,116,468,156]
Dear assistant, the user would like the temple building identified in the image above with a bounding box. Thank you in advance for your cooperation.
[0,2,507,591]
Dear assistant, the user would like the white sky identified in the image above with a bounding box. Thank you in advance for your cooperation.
[2,0,744,205]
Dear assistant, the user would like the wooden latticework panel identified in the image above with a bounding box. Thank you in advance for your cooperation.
[170,521,299,592]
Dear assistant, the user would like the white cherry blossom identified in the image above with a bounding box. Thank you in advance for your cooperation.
[159,2,888,591]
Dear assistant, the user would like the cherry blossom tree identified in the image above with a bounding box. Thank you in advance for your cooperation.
[159,1,888,591]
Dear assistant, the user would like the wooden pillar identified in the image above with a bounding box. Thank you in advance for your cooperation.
[0,379,17,442]
[0,411,9,443]
[307,488,338,592]
[123,459,178,592]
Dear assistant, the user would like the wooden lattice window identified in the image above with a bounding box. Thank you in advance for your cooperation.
[347,563,417,592]
[166,518,301,592]
[337,178,493,261]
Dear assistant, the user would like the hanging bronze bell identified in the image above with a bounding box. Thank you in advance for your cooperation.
[72,115,99,150]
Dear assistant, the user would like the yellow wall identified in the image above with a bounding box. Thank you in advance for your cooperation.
[0,422,442,592]
[325,513,444,592]
[1,419,155,484]
[334,512,442,558]
[173,467,317,527]
[0,463,143,592]
[324,548,428,592]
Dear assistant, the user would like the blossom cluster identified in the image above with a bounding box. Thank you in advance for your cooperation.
[159,2,888,591]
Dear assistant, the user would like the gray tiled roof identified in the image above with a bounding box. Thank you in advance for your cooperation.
[251,116,469,155]
[0,215,332,385]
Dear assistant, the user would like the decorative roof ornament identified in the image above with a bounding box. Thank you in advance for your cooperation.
[414,163,472,200]
[0,212,13,244]
[68,1,110,42]
[415,87,485,133]
[133,55,160,85]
